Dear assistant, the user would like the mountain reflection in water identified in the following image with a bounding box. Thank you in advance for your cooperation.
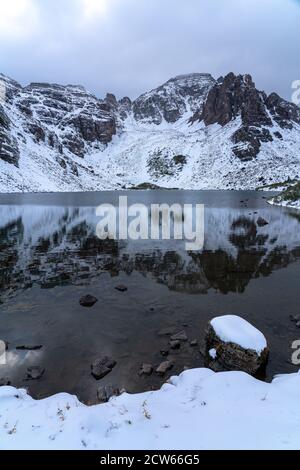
[0,191,299,403]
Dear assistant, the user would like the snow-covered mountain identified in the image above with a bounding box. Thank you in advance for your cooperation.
[0,72,299,192]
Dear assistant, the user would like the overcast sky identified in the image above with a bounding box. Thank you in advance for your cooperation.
[0,0,299,100]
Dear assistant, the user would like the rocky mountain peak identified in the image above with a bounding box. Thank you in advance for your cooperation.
[132,73,216,125]
[190,72,300,160]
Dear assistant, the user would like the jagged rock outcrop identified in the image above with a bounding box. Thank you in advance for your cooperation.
[266,93,300,129]
[191,72,300,161]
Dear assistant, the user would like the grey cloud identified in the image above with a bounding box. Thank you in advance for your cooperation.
[0,0,299,101]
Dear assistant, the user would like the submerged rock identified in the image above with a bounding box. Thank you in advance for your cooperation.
[170,331,188,342]
[115,285,128,292]
[257,217,269,227]
[205,315,269,375]
[156,361,173,376]
[91,356,116,380]
[16,345,43,351]
[139,364,153,376]
[26,366,45,380]
[79,295,98,307]
[170,340,181,350]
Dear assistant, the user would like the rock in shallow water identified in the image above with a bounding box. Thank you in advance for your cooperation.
[91,356,117,380]
[156,361,173,375]
[139,364,153,376]
[79,295,98,307]
[205,315,269,375]
[170,330,188,342]
[115,285,128,292]
[26,366,45,380]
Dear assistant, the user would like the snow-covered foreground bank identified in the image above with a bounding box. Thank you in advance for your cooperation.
[1,368,300,450]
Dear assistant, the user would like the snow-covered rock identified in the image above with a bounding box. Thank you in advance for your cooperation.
[1,368,300,450]
[206,315,269,375]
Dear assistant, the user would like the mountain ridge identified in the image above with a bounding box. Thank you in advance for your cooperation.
[0,71,299,192]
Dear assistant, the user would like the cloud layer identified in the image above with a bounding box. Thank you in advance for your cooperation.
[0,0,299,100]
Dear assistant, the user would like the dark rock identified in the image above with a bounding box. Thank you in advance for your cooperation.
[257,217,269,227]
[156,361,173,375]
[170,340,181,350]
[274,131,283,140]
[160,349,169,357]
[192,73,272,128]
[266,93,300,129]
[79,294,98,307]
[26,366,45,380]
[91,356,116,380]
[16,345,43,351]
[190,73,284,160]
[290,314,300,323]
[139,364,153,376]
[27,124,46,142]
[0,378,11,386]
[190,340,198,347]
[97,385,121,403]
[232,126,273,161]
[115,284,128,292]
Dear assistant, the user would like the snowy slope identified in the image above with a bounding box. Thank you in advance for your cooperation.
[1,368,300,450]
[0,72,300,193]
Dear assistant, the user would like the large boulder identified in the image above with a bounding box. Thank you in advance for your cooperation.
[205,315,269,375]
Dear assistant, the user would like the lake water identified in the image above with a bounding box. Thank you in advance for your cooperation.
[0,190,300,404]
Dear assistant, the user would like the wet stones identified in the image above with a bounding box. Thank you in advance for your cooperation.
[26,366,45,380]
[91,356,117,380]
[79,294,98,307]
[156,361,173,376]
[115,285,128,292]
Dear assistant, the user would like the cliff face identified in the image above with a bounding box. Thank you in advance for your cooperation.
[191,73,300,160]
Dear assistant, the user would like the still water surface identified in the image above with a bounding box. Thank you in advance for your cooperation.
[0,190,299,404]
